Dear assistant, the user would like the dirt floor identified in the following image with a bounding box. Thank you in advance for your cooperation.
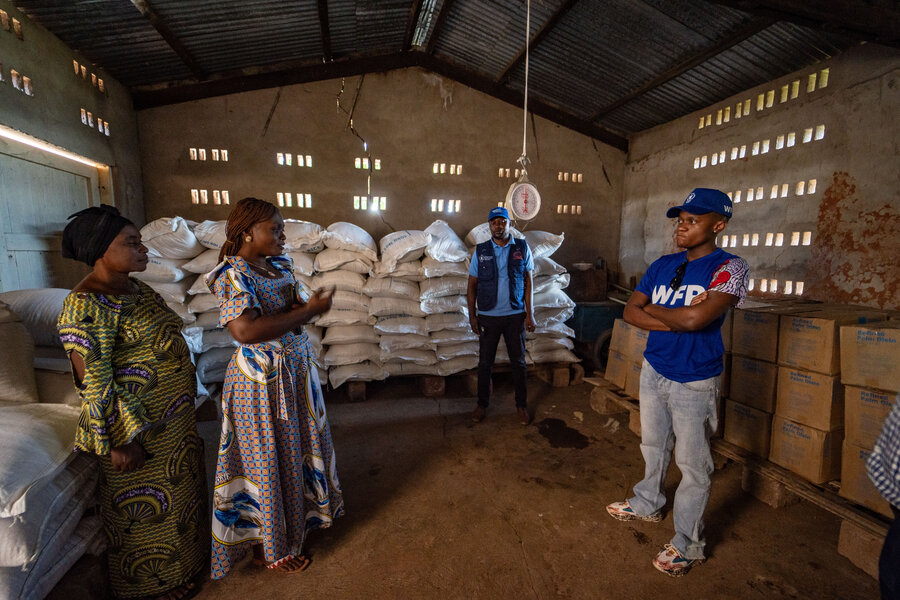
[51,374,882,599]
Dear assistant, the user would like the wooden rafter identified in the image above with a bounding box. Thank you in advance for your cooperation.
[496,0,579,84]
[590,16,775,122]
[129,0,206,80]
[318,0,332,62]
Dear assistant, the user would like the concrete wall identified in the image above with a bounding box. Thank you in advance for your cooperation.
[137,68,625,268]
[621,43,900,310]
[0,0,144,222]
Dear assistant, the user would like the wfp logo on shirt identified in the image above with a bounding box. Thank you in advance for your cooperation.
[652,284,706,306]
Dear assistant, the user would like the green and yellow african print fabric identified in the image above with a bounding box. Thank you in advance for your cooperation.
[58,281,205,599]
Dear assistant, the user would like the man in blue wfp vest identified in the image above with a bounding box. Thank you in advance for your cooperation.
[467,206,535,425]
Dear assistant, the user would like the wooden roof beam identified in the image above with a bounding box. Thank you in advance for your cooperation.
[424,0,455,55]
[318,0,332,62]
[590,15,775,121]
[496,0,580,84]
[129,0,206,80]
[404,0,426,51]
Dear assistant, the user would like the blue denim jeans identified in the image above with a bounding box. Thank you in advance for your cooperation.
[627,359,719,560]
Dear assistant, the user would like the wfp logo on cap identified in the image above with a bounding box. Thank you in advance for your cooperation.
[686,192,696,204]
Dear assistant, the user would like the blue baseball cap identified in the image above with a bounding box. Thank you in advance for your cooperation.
[488,206,509,221]
[666,188,733,219]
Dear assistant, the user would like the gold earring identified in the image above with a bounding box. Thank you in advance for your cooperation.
[244,236,252,242]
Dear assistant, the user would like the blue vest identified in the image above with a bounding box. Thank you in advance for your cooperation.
[475,238,527,311]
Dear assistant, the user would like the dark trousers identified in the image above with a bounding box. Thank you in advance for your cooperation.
[882,506,900,600]
[477,313,527,408]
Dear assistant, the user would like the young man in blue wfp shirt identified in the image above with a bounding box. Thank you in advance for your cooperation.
[467,206,536,425]
[606,188,750,577]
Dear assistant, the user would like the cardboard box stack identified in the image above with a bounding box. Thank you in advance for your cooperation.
[768,308,886,484]
[724,305,805,458]
[604,319,647,397]
[837,320,899,517]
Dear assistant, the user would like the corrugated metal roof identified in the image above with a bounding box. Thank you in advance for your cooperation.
[14,0,872,140]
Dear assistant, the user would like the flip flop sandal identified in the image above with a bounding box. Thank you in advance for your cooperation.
[255,554,311,573]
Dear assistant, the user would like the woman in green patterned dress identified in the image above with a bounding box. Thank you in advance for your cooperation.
[57,206,205,600]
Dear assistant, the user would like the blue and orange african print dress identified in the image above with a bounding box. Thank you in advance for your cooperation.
[207,255,343,579]
[57,281,205,600]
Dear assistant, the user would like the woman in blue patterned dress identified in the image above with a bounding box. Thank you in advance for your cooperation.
[207,198,343,577]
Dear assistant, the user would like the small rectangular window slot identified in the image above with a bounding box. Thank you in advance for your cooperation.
[277,192,285,207]
[719,150,726,163]
[735,102,742,119]
[751,142,760,156]
[739,145,746,159]
[748,278,755,291]
[743,99,751,116]
[756,186,764,199]
[775,233,784,246]
[354,196,361,210]
[720,235,729,248]
[222,191,230,205]
[791,232,800,246]
[795,282,804,295]
[807,73,817,92]
[802,128,813,143]
[505,169,510,178]
[297,155,305,167]
[734,190,741,203]
[189,148,198,160]
[770,185,779,199]
[761,139,770,154]
[200,190,208,204]
[711,154,718,166]
[756,94,765,111]
[747,188,755,202]
[285,153,292,166]
[791,80,800,99]
[440,163,446,174]
[211,149,219,161]
[213,190,221,205]
[375,159,382,170]
[198,149,206,160]
[784,281,793,295]
[766,90,774,108]
[765,233,774,246]
[769,279,778,292]
[729,235,737,247]
[21,76,32,96]
[742,234,750,247]
[576,205,582,215]
[564,172,570,181]
[98,78,105,93]
[72,60,79,75]
[760,279,769,292]
[781,184,788,197]
[700,155,707,168]
[577,173,582,183]
[808,179,817,194]
[563,205,569,214]
[104,122,110,136]
[752,233,760,246]
[557,204,562,214]
[305,155,312,167]
[80,108,87,125]
[731,147,738,160]
[698,117,705,129]
[693,158,700,169]
[706,114,712,126]
[724,106,730,122]
[221,150,228,161]
[449,164,456,175]
[12,18,22,39]
[776,135,784,150]
[91,73,97,87]
[86,111,93,127]
[285,193,293,207]
[362,157,369,169]
[802,232,812,246]
[716,110,722,125]
[787,132,796,147]
[819,68,829,89]
[81,65,86,79]
[97,118,104,132]
[191,189,199,204]
[780,85,788,103]
[355,158,361,169]
[815,124,825,140]
[277,153,285,166]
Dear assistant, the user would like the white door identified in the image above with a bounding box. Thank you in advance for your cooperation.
[0,136,108,291]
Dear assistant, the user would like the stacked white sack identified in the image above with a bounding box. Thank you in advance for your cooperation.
[421,221,478,376]
[317,222,384,388]
[371,230,438,378]
[523,231,579,364]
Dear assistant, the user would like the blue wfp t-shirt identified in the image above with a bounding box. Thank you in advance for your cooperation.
[468,237,534,317]
[636,248,749,382]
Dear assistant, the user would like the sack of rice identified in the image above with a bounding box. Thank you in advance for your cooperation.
[317,308,373,327]
[322,325,379,346]
[330,290,370,313]
[284,220,325,253]
[533,256,567,277]
[379,334,435,352]
[533,289,576,310]
[314,248,373,274]
[425,312,469,333]
[369,297,426,318]
[141,217,204,259]
[193,220,227,250]
[372,259,425,280]
[424,220,468,262]
[419,277,467,299]
[329,361,387,388]
[322,222,376,261]
[379,230,431,273]
[133,257,190,283]
[147,280,192,305]
[436,342,478,361]
[363,277,419,300]
[287,252,316,276]
[374,315,428,336]
[422,257,469,278]
[420,295,468,315]
[324,343,380,367]
[465,223,524,246]
[312,270,366,294]
[380,348,436,366]
[183,248,221,274]
[439,355,478,376]
[523,231,565,259]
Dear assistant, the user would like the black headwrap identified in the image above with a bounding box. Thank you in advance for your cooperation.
[61,205,134,266]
